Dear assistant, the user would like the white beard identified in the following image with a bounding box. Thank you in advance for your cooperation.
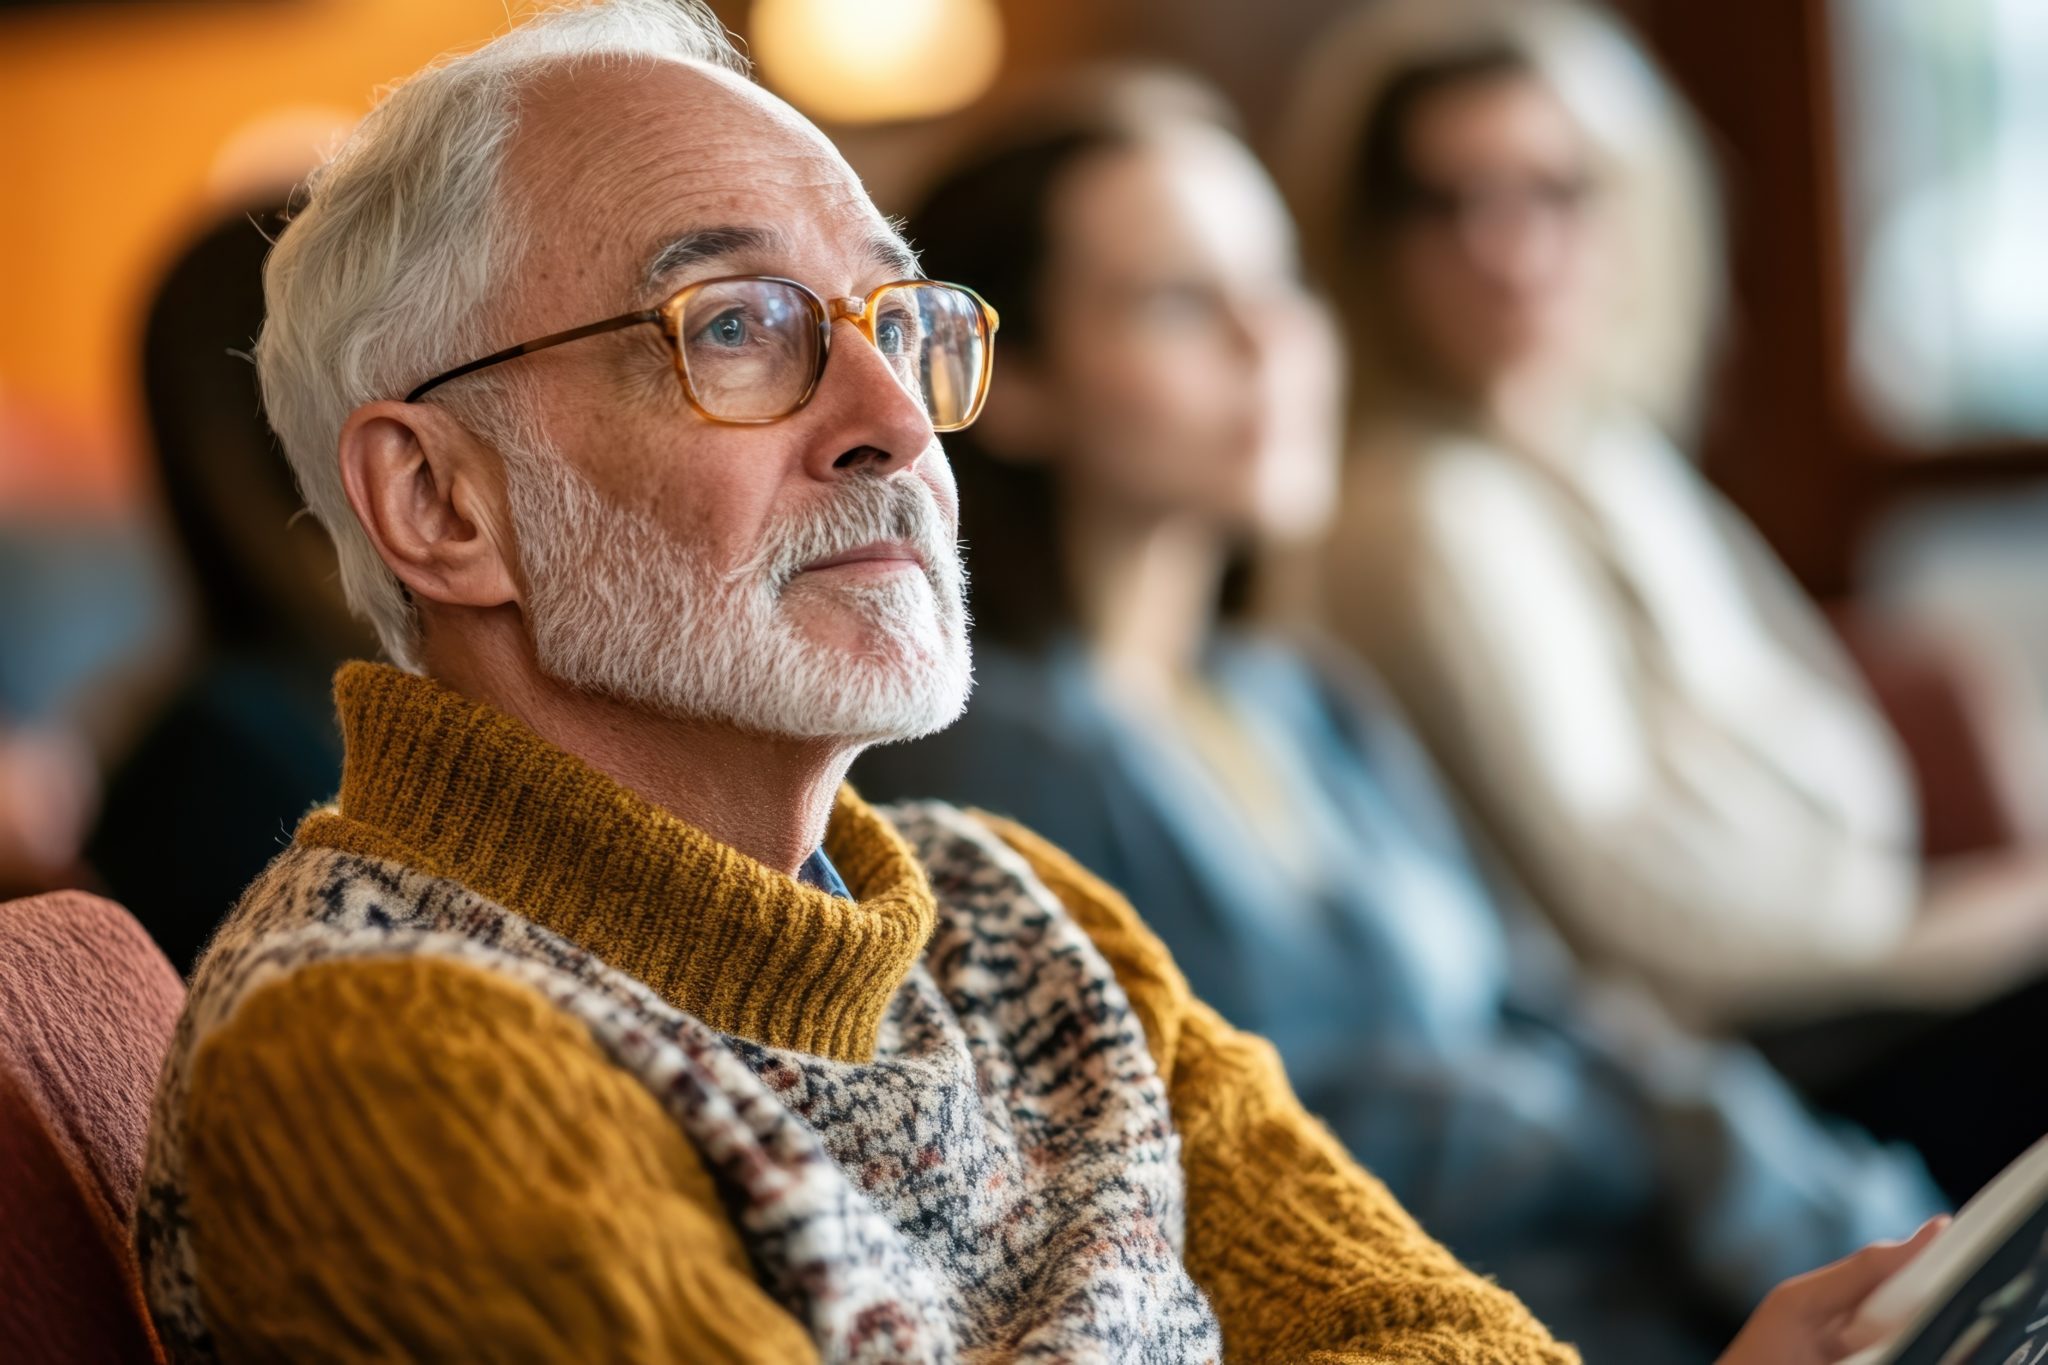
[501,435,972,745]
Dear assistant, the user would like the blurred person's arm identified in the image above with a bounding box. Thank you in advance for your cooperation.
[1325,440,1929,1021]
[1830,844,2048,1010]
[1300,975,1944,1322]
[1717,1218,1946,1365]
[1304,629,1946,1315]
[1731,515,2048,1005]
[989,815,1581,1365]
[1735,506,2048,852]
[181,955,817,1363]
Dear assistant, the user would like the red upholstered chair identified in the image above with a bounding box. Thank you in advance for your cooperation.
[0,890,184,1365]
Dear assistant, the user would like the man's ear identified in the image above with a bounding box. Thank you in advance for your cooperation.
[337,400,521,612]
[972,356,1058,466]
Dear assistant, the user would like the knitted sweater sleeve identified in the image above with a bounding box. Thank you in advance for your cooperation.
[180,955,817,1364]
[981,813,1581,1365]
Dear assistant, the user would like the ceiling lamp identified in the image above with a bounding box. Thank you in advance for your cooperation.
[750,0,1004,125]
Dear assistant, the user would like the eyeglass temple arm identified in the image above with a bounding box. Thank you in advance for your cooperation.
[404,308,665,402]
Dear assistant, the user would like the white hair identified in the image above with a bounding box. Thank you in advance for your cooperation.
[255,0,746,670]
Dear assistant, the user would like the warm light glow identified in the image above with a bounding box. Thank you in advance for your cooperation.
[206,106,359,204]
[751,0,1003,125]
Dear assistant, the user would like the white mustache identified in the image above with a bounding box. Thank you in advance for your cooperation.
[740,477,960,595]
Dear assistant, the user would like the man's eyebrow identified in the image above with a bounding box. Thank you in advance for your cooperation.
[642,225,780,292]
[866,222,922,281]
[641,222,922,295]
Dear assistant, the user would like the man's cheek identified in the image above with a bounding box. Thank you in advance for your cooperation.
[664,490,765,570]
[920,449,960,529]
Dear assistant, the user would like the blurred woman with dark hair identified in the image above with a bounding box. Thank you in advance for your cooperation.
[85,196,375,974]
[855,68,1943,1363]
[1281,0,2048,1201]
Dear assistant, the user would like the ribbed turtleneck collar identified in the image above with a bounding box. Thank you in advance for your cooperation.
[294,662,936,1063]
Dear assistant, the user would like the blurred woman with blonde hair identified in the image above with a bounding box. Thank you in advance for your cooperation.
[1282,0,2048,1202]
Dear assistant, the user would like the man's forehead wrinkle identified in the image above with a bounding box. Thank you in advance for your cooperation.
[623,180,907,292]
[504,63,912,308]
[504,57,791,212]
[792,176,916,279]
[579,139,867,242]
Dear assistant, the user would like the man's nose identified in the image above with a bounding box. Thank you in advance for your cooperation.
[803,313,937,479]
[832,444,892,471]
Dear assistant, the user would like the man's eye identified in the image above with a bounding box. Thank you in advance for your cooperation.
[699,311,751,347]
[877,309,924,355]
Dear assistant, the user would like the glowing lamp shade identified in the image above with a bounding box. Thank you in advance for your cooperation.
[751,0,1003,125]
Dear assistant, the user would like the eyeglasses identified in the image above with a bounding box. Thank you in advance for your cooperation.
[1400,172,1599,232]
[404,275,1001,431]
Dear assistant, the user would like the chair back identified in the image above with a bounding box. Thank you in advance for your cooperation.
[0,890,184,1365]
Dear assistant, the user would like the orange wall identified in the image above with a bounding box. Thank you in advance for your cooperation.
[0,0,520,504]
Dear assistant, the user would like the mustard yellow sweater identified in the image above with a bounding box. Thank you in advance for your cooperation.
[169,663,1576,1363]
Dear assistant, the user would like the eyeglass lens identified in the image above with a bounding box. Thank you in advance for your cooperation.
[675,279,986,427]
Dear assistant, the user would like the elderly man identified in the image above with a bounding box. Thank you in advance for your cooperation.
[136,2,1929,1362]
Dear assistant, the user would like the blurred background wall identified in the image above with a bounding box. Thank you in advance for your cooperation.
[0,0,543,509]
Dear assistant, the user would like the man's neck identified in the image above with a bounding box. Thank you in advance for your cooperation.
[422,624,852,877]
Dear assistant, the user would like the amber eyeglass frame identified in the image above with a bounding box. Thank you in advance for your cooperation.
[403,274,1001,430]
